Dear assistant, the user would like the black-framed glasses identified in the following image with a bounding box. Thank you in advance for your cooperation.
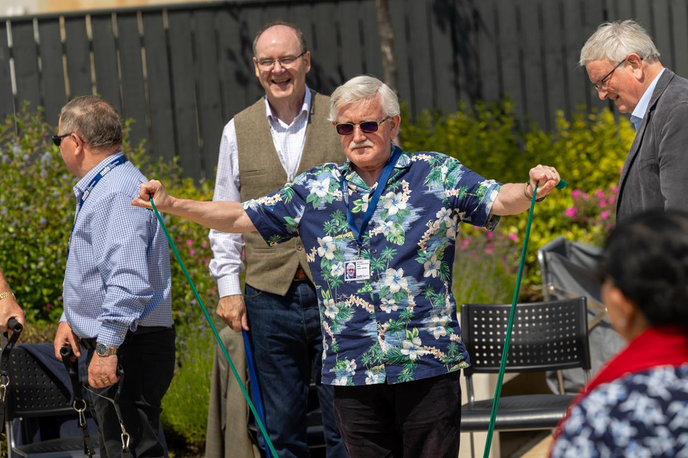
[256,51,307,70]
[335,117,390,136]
[593,59,626,91]
[52,133,72,147]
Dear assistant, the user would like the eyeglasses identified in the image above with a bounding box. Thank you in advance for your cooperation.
[593,59,626,91]
[52,133,72,146]
[256,51,307,70]
[335,117,390,136]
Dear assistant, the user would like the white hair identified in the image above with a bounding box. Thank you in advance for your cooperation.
[580,20,660,66]
[328,75,400,122]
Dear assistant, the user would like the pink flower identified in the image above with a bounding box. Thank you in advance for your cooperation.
[611,186,618,195]
[595,190,605,200]
[508,233,518,242]
[571,189,582,199]
[201,241,209,249]
[484,246,494,254]
[487,232,494,240]
[186,239,193,246]
[609,196,616,204]
[189,248,196,257]
[564,207,578,218]
[600,199,607,207]
[210,289,217,296]
[601,210,610,220]
[582,192,589,200]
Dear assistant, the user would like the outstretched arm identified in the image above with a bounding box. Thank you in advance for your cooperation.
[490,164,560,216]
[132,180,257,233]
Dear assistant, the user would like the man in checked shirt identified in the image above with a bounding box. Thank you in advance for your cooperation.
[53,95,174,458]
[205,20,347,458]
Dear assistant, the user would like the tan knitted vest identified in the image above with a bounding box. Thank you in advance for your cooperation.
[235,90,344,295]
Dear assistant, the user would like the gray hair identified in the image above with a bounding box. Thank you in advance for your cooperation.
[328,75,400,122]
[252,20,308,56]
[580,20,660,66]
[59,95,122,153]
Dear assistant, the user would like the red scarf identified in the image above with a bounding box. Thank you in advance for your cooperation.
[551,326,688,451]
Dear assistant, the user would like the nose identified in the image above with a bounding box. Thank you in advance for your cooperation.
[272,60,285,72]
[597,87,608,100]
[352,125,367,143]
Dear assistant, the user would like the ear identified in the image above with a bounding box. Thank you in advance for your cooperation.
[253,57,261,80]
[303,51,311,74]
[605,285,638,335]
[389,114,401,138]
[626,53,644,79]
[71,133,86,156]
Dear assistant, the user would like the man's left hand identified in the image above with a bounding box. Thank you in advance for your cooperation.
[88,352,120,388]
[527,164,560,199]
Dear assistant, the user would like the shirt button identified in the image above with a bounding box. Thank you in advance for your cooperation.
[296,245,303,251]
[372,249,378,254]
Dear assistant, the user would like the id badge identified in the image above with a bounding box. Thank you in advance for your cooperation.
[344,258,371,282]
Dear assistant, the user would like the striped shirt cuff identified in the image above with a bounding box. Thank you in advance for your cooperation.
[97,320,131,348]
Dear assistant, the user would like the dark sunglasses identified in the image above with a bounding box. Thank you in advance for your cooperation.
[335,117,390,136]
[52,133,72,147]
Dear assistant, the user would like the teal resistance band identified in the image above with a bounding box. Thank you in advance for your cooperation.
[149,199,278,458]
[482,179,567,458]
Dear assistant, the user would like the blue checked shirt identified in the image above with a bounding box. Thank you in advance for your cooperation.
[62,152,173,347]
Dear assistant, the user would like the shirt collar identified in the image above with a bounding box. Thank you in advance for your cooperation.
[339,144,409,190]
[264,86,312,124]
[630,68,665,125]
[74,151,124,195]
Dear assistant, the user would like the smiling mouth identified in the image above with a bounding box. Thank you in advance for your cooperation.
[271,77,292,86]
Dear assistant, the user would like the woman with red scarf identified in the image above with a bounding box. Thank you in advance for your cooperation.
[550,210,688,457]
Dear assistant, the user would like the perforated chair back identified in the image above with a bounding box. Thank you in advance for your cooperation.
[7,346,73,419]
[461,297,591,377]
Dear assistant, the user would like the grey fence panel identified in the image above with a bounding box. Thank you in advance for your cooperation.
[669,0,688,77]
[359,1,384,82]
[167,9,203,179]
[562,0,590,114]
[389,3,411,107]
[64,17,92,98]
[141,11,175,162]
[405,0,434,117]
[583,0,608,113]
[474,0,501,103]
[429,0,460,114]
[496,0,525,120]
[0,21,13,121]
[12,20,41,112]
[194,8,225,179]
[241,4,267,106]
[541,1,568,124]
[37,19,67,125]
[312,1,341,96]
[652,1,674,70]
[91,13,123,115]
[518,0,548,129]
[215,7,252,124]
[117,13,149,150]
[339,1,366,83]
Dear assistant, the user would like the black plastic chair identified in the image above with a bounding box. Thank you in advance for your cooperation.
[5,345,100,458]
[459,298,591,438]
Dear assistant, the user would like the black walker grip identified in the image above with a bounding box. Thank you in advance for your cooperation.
[6,318,22,334]
[60,344,75,359]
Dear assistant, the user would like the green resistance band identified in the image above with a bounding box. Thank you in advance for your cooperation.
[149,199,279,458]
[482,179,567,458]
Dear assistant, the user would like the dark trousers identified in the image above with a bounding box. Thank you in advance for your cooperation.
[333,371,461,458]
[245,281,347,458]
[87,327,175,458]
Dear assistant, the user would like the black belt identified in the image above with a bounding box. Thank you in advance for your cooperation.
[79,326,170,350]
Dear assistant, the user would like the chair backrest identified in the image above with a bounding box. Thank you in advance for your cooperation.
[7,346,74,419]
[461,297,591,377]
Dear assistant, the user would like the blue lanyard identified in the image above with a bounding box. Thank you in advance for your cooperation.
[340,146,401,247]
[68,155,127,259]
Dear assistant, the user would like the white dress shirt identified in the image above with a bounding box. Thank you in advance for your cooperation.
[208,88,313,297]
[630,68,665,130]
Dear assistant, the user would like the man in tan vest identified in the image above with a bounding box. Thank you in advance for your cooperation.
[205,21,347,458]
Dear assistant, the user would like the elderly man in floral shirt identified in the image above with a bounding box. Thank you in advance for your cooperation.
[134,75,561,457]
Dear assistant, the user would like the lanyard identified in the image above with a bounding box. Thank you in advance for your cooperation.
[340,146,401,247]
[68,155,127,259]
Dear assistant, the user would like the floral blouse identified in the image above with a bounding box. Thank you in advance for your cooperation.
[243,147,501,385]
[551,364,688,457]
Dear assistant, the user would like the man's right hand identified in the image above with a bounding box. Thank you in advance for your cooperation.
[53,321,81,360]
[132,179,174,211]
[217,295,249,332]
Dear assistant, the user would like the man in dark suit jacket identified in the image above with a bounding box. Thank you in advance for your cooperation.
[581,20,688,222]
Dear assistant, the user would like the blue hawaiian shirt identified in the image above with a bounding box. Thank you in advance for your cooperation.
[243,146,502,385]
[551,364,688,457]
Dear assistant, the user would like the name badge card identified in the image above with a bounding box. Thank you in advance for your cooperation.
[344,259,371,282]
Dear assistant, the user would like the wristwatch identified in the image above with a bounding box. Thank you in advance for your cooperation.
[95,343,118,357]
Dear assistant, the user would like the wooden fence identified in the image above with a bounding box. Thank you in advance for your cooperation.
[2,0,687,179]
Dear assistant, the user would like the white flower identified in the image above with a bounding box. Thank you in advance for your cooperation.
[423,254,441,278]
[401,336,423,360]
[382,268,408,293]
[380,297,398,313]
[345,359,357,375]
[365,369,385,385]
[333,375,349,386]
[323,298,337,320]
[436,207,452,220]
[331,262,344,277]
[381,220,395,232]
[317,236,336,260]
[427,315,450,339]
[311,178,331,198]
[383,191,407,215]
